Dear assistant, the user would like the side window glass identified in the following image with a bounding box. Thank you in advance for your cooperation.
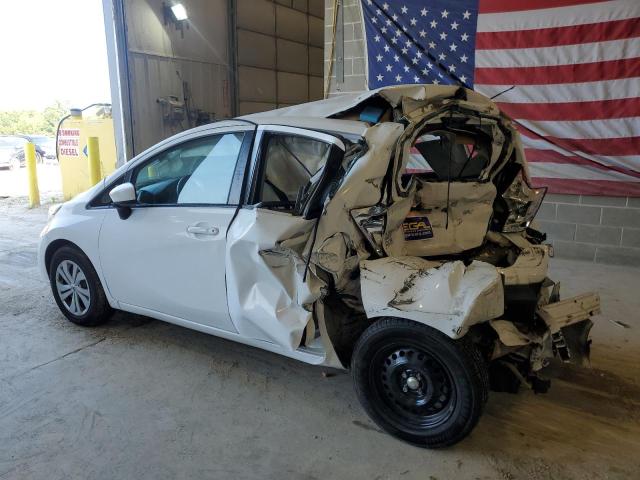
[256,134,331,205]
[134,132,245,205]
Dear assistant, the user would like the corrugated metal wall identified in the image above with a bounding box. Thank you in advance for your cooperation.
[121,0,232,154]
[235,0,324,115]
[107,0,324,156]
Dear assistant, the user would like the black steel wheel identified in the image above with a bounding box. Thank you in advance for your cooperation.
[352,318,488,448]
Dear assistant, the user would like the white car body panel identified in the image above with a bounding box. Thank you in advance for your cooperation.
[98,206,237,331]
[38,184,119,308]
[360,257,504,339]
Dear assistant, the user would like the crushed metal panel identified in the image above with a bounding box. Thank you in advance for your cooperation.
[499,245,550,285]
[360,257,504,338]
[537,292,601,333]
[225,208,319,351]
[402,182,496,257]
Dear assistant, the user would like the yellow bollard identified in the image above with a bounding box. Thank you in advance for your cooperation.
[87,137,102,186]
[25,142,40,208]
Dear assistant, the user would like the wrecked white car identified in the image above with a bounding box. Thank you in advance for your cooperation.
[39,85,600,448]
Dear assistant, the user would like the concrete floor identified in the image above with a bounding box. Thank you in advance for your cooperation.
[1,199,640,480]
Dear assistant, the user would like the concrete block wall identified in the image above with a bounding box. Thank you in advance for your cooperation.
[536,195,640,266]
[323,1,640,266]
[324,0,367,95]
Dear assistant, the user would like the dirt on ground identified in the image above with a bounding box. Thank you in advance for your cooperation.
[1,197,639,480]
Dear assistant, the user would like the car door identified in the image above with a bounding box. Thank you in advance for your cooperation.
[225,125,346,350]
[98,126,254,332]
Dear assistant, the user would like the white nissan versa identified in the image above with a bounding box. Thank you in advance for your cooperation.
[39,85,600,448]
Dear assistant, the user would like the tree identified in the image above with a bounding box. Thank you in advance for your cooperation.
[0,101,69,137]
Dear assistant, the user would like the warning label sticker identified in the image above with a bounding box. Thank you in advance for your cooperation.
[402,216,434,241]
[58,128,80,157]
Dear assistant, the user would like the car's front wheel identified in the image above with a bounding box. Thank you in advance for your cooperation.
[351,318,488,448]
[49,246,112,326]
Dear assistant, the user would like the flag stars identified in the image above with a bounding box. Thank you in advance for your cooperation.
[410,17,417,26]
[421,68,428,76]
[441,9,449,18]
[374,35,381,42]
[460,54,468,63]
[376,54,383,62]
[395,28,402,37]
[427,61,433,69]
[405,39,412,47]
[448,64,456,72]
[412,57,419,64]
[384,44,390,52]
[401,5,408,14]
[371,17,377,24]
[385,18,392,26]
[419,29,427,38]
[449,43,457,52]
[376,8,382,16]
[383,2,389,10]
[439,31,448,40]
[461,33,469,42]
[392,13,398,21]
[402,47,409,54]
[460,75,467,83]
[420,7,428,16]
[416,51,422,58]
[438,52,446,61]
[395,74,402,82]
[394,54,400,62]
[450,21,459,30]
[377,74,384,82]
[463,10,471,20]
[428,41,436,49]
[391,37,398,44]
[386,64,393,72]
[403,65,410,72]
[430,19,437,28]
[413,75,420,83]
[433,78,440,84]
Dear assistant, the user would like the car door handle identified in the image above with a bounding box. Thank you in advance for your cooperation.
[186,225,219,236]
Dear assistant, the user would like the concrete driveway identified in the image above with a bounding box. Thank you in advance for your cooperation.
[1,199,640,480]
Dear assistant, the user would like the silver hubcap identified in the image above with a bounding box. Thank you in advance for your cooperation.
[55,260,90,316]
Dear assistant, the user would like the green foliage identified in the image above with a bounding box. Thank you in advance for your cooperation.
[0,101,68,136]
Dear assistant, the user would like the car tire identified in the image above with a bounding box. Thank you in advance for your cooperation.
[351,317,488,448]
[49,246,112,326]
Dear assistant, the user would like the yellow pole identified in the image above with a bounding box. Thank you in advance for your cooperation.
[25,142,40,208]
[87,137,101,186]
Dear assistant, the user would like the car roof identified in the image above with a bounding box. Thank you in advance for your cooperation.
[239,115,367,136]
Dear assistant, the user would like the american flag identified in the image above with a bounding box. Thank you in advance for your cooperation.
[361,0,640,196]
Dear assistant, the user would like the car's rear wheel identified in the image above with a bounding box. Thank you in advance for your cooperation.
[49,246,112,326]
[351,318,488,448]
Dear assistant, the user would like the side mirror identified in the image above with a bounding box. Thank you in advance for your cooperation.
[109,182,136,220]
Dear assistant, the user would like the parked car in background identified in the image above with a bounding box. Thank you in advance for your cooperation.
[29,135,56,160]
[0,136,23,169]
[5,134,54,167]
